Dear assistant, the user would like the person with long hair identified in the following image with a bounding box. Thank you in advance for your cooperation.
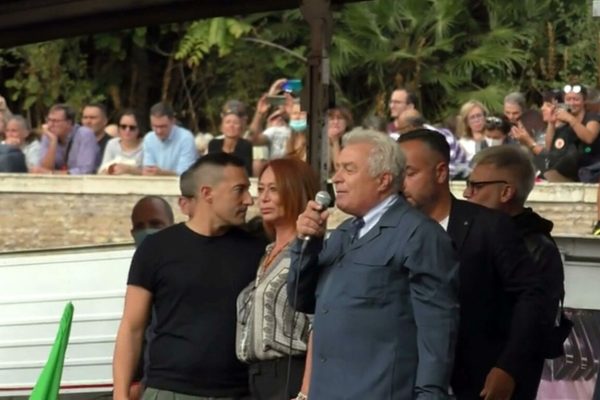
[327,106,353,173]
[236,157,319,400]
[98,109,144,175]
[456,100,488,161]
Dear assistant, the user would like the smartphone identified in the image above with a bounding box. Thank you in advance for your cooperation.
[266,95,286,106]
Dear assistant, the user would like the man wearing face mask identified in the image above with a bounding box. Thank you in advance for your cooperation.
[128,195,175,400]
[130,196,175,247]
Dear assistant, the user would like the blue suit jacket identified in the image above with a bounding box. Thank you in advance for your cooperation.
[288,196,460,400]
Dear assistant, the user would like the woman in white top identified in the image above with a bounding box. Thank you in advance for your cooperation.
[3,115,41,170]
[456,100,489,162]
[99,109,143,175]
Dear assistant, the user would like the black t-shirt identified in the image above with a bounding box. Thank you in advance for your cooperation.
[547,112,600,179]
[127,223,265,396]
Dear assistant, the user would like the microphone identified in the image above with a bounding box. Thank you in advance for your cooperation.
[300,190,332,250]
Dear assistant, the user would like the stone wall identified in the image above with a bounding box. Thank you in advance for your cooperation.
[0,174,598,252]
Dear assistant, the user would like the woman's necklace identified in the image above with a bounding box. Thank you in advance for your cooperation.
[261,238,293,274]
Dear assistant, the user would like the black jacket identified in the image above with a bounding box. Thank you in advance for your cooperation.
[0,144,27,173]
[513,208,564,321]
[448,199,546,400]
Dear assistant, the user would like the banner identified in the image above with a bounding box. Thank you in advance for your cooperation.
[29,302,74,400]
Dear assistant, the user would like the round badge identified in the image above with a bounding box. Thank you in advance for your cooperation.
[555,138,565,149]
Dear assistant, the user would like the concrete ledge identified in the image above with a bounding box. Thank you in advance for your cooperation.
[0,174,598,251]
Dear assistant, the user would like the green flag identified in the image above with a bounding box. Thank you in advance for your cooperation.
[29,302,74,400]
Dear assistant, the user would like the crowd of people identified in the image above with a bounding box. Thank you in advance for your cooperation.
[3,81,600,232]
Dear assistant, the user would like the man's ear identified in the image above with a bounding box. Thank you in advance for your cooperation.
[435,161,449,184]
[500,184,516,204]
[377,171,393,192]
[199,185,212,203]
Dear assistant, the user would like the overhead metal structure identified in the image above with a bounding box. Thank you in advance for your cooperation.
[0,0,358,185]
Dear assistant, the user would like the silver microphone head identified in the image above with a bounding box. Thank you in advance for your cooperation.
[315,190,332,209]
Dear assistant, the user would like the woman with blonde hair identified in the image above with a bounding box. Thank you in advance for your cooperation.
[236,157,319,400]
[456,100,488,161]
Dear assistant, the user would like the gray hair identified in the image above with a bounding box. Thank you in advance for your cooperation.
[7,114,30,131]
[342,128,405,192]
[472,145,535,205]
[504,92,526,110]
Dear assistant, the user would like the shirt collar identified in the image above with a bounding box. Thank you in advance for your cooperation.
[359,194,399,237]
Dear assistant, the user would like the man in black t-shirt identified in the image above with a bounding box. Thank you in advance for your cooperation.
[113,153,265,400]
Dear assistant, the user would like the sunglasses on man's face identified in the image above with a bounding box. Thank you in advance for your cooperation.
[563,84,582,94]
[119,124,138,131]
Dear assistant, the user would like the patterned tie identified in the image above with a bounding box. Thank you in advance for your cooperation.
[350,217,365,243]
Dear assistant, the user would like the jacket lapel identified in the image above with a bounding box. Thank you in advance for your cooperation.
[447,197,472,252]
[350,197,411,251]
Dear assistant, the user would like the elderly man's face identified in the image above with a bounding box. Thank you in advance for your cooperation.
[503,102,522,124]
[332,142,386,217]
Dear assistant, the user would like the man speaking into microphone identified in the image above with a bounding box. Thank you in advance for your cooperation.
[287,129,460,399]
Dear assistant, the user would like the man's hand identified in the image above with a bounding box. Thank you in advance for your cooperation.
[29,166,53,174]
[480,367,515,400]
[510,123,532,146]
[256,94,270,116]
[554,108,576,125]
[268,78,287,95]
[4,137,21,147]
[43,129,58,143]
[142,166,158,176]
[296,200,329,239]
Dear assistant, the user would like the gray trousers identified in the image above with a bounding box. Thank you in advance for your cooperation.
[143,387,252,400]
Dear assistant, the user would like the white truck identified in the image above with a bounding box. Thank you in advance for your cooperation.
[0,244,133,399]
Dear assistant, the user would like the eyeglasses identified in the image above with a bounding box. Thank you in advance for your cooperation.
[465,179,508,192]
[46,117,66,124]
[563,84,582,94]
[119,124,138,131]
[468,113,485,122]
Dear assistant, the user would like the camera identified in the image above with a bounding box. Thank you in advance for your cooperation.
[556,103,572,113]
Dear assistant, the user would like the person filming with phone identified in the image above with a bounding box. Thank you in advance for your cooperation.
[542,84,600,182]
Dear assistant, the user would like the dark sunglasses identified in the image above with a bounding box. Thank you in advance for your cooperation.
[465,179,508,191]
[119,124,138,131]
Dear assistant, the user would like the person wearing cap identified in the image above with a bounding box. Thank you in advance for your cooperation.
[208,103,253,176]
[142,102,197,176]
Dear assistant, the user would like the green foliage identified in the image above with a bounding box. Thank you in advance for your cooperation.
[175,18,252,66]
[1,0,600,130]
